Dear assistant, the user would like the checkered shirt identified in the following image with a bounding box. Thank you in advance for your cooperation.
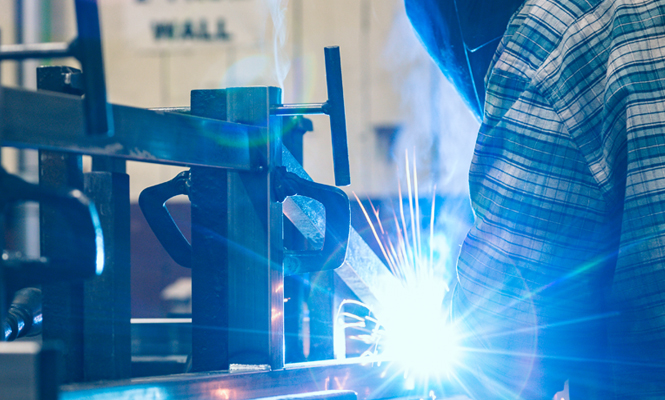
[454,0,665,397]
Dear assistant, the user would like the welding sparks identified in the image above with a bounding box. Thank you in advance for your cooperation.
[343,150,462,380]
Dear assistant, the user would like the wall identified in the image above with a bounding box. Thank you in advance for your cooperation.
[0,1,15,85]
[96,0,409,199]
[0,0,478,200]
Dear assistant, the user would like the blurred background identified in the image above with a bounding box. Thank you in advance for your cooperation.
[0,0,478,319]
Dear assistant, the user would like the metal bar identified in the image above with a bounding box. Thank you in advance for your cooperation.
[1,87,256,170]
[82,171,131,381]
[323,47,350,187]
[36,58,86,383]
[0,17,5,334]
[153,103,329,117]
[37,71,86,385]
[189,87,284,372]
[149,106,190,114]
[282,117,311,363]
[37,66,84,96]
[60,359,451,400]
[189,89,230,372]
[73,0,110,136]
[39,152,85,384]
[225,87,284,370]
[0,42,71,61]
[189,165,230,372]
[308,271,335,361]
[284,275,306,363]
[38,68,130,383]
[270,103,328,116]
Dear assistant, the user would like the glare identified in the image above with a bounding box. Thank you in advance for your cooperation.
[89,202,105,276]
[345,150,464,382]
[379,280,461,378]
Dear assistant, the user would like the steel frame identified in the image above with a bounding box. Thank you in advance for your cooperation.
[1,79,398,377]
[59,358,455,400]
[1,57,398,400]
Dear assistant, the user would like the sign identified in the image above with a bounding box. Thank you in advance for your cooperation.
[123,0,266,51]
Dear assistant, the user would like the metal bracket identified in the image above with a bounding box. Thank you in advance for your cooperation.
[138,167,350,276]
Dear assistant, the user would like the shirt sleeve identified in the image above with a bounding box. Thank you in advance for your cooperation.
[451,0,642,397]
[518,0,665,395]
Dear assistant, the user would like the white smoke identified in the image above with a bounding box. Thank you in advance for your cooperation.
[220,0,291,89]
[264,0,291,88]
[383,3,479,196]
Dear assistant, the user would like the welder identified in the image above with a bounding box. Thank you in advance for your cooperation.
[406,0,665,398]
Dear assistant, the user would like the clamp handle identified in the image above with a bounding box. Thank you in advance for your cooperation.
[139,168,350,275]
[274,167,350,275]
[270,46,351,187]
[138,171,192,269]
[324,46,351,187]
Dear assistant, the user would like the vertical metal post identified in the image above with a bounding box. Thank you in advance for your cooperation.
[190,87,284,371]
[74,0,111,136]
[82,163,131,381]
[190,163,229,372]
[39,66,131,382]
[0,28,4,338]
[227,87,284,370]
[283,116,310,363]
[0,263,4,343]
[38,66,85,383]
[190,90,230,372]
[308,271,335,361]
[40,152,85,383]
[284,276,305,363]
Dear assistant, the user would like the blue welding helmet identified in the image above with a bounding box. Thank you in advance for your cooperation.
[405,0,525,120]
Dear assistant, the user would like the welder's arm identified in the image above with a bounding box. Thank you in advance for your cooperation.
[451,69,616,399]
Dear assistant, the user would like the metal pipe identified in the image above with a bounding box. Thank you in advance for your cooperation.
[150,104,331,117]
[0,42,72,61]
[323,46,350,186]
[74,0,111,137]
[271,102,329,116]
[149,106,191,114]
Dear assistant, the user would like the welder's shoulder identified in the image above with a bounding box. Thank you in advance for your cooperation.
[495,0,602,79]
[531,0,665,108]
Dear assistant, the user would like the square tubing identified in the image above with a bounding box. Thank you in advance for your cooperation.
[39,66,130,382]
[40,151,85,383]
[190,87,284,371]
[190,165,229,372]
[82,169,131,381]
[38,68,86,380]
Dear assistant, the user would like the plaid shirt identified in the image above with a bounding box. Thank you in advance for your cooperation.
[454,0,665,397]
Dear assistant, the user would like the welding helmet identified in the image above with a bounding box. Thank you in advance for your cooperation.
[405,0,525,120]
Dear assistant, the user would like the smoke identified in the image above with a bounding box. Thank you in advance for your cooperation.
[264,0,291,88]
[220,0,291,89]
[383,3,479,196]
